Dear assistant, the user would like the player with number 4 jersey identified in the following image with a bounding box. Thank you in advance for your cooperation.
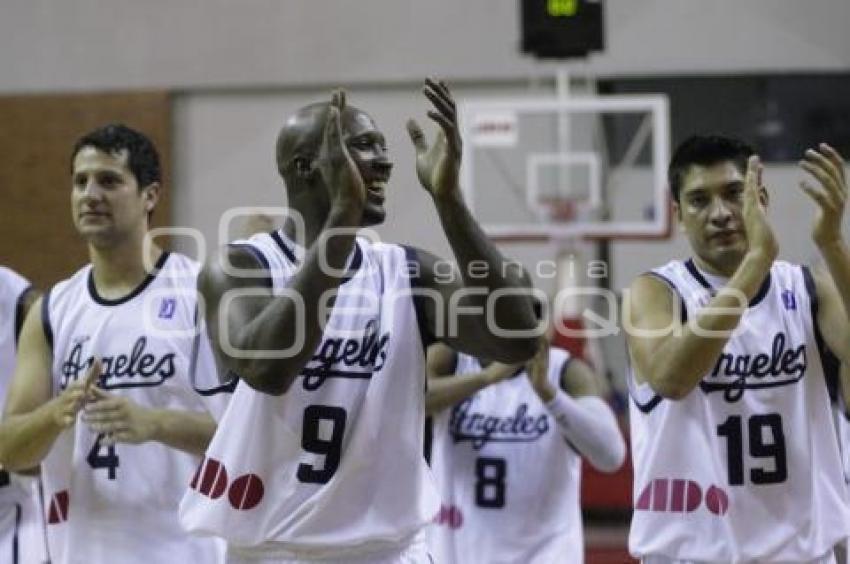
[0,125,227,564]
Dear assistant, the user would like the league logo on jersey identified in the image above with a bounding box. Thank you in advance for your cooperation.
[300,318,391,391]
[158,297,177,319]
[449,398,549,449]
[781,290,797,311]
[60,336,177,390]
[699,332,807,402]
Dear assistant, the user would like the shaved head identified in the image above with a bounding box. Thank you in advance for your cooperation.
[275,102,369,177]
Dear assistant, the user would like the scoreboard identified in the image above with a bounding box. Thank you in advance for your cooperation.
[520,0,605,59]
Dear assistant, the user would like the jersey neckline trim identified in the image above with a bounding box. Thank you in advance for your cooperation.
[87,251,171,306]
[684,258,772,307]
[271,229,364,285]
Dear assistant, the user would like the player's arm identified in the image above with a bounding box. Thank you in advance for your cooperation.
[83,388,216,457]
[15,286,40,341]
[201,93,365,396]
[7,285,43,476]
[802,145,850,365]
[813,270,850,367]
[625,156,777,399]
[405,78,537,362]
[425,342,520,415]
[0,298,99,471]
[527,340,625,473]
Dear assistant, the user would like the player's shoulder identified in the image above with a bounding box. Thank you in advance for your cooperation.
[768,259,803,281]
[0,265,29,288]
[161,251,201,275]
[50,263,92,298]
[358,238,418,276]
[0,265,30,304]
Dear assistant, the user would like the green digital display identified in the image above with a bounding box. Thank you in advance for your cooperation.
[547,0,579,17]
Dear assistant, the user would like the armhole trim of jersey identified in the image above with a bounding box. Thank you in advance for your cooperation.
[557,354,573,392]
[41,287,53,352]
[624,340,663,414]
[402,245,436,351]
[802,265,830,386]
[270,230,298,264]
[645,271,688,323]
[188,305,238,396]
[228,243,273,289]
[555,353,583,454]
[13,285,33,347]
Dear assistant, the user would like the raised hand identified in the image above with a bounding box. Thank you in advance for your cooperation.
[526,338,555,401]
[799,143,847,248]
[318,89,366,221]
[483,361,522,384]
[50,358,101,429]
[82,387,156,445]
[406,77,462,200]
[742,155,778,264]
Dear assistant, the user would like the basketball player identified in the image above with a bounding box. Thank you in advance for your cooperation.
[179,79,539,563]
[0,266,47,564]
[0,125,227,563]
[624,135,850,563]
[426,329,625,564]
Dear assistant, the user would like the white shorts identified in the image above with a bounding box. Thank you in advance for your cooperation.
[641,548,837,564]
[0,475,48,564]
[225,530,433,564]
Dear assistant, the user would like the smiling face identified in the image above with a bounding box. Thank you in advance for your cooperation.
[339,108,393,226]
[71,147,158,248]
[277,102,394,230]
[674,160,761,275]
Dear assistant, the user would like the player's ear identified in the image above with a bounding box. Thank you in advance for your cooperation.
[291,156,318,181]
[142,182,160,213]
[672,199,683,226]
[758,186,769,207]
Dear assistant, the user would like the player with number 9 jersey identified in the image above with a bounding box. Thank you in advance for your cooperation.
[180,231,441,562]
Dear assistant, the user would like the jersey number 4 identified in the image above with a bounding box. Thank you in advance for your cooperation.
[297,405,347,484]
[717,413,787,486]
[87,434,119,480]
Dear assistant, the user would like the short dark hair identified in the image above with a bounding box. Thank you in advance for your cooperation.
[71,124,161,188]
[668,135,754,202]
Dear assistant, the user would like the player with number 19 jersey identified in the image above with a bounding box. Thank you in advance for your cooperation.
[628,259,850,563]
[42,252,226,564]
[180,230,440,561]
[427,349,584,564]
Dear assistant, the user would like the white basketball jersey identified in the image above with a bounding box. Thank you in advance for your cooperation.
[628,259,850,563]
[42,252,227,564]
[0,266,48,564]
[835,408,850,486]
[180,231,440,559]
[427,348,584,564]
[0,266,29,416]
